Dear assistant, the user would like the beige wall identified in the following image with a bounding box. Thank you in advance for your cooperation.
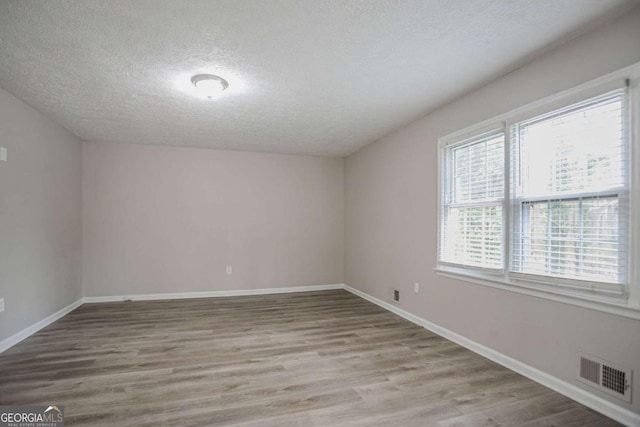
[83,142,344,297]
[345,9,640,414]
[0,87,83,342]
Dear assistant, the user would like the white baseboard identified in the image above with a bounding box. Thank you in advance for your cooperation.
[343,285,640,427]
[0,298,84,354]
[83,283,345,303]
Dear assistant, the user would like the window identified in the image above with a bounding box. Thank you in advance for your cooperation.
[510,91,628,295]
[439,130,505,271]
[438,80,636,310]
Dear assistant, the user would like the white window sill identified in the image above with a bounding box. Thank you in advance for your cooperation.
[435,268,640,320]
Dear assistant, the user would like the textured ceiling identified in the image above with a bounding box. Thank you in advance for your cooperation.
[0,0,636,156]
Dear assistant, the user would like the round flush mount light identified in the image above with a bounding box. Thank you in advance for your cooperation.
[191,74,229,99]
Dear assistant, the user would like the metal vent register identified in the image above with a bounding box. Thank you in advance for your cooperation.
[578,353,632,403]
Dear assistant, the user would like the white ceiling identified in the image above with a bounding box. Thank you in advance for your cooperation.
[0,0,636,156]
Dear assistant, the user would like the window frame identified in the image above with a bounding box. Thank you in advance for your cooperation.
[508,89,629,295]
[436,63,640,319]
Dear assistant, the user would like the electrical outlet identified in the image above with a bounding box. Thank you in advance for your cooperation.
[0,298,4,313]
[414,282,420,293]
[393,290,399,302]
[226,266,232,275]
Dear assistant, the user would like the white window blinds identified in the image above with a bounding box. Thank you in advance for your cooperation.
[510,90,628,292]
[440,130,505,270]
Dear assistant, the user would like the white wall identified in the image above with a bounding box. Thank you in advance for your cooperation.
[83,142,344,297]
[0,87,83,342]
[345,8,640,415]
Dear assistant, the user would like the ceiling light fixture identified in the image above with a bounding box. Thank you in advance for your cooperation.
[191,74,229,99]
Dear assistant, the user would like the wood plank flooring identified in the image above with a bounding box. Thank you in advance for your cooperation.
[0,290,619,426]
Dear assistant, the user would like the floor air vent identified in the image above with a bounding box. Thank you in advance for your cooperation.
[578,353,632,403]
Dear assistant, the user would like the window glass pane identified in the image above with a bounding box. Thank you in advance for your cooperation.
[452,134,504,202]
[516,96,624,198]
[515,197,620,283]
[441,205,502,269]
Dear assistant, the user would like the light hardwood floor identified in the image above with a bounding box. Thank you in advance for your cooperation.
[0,290,619,426]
